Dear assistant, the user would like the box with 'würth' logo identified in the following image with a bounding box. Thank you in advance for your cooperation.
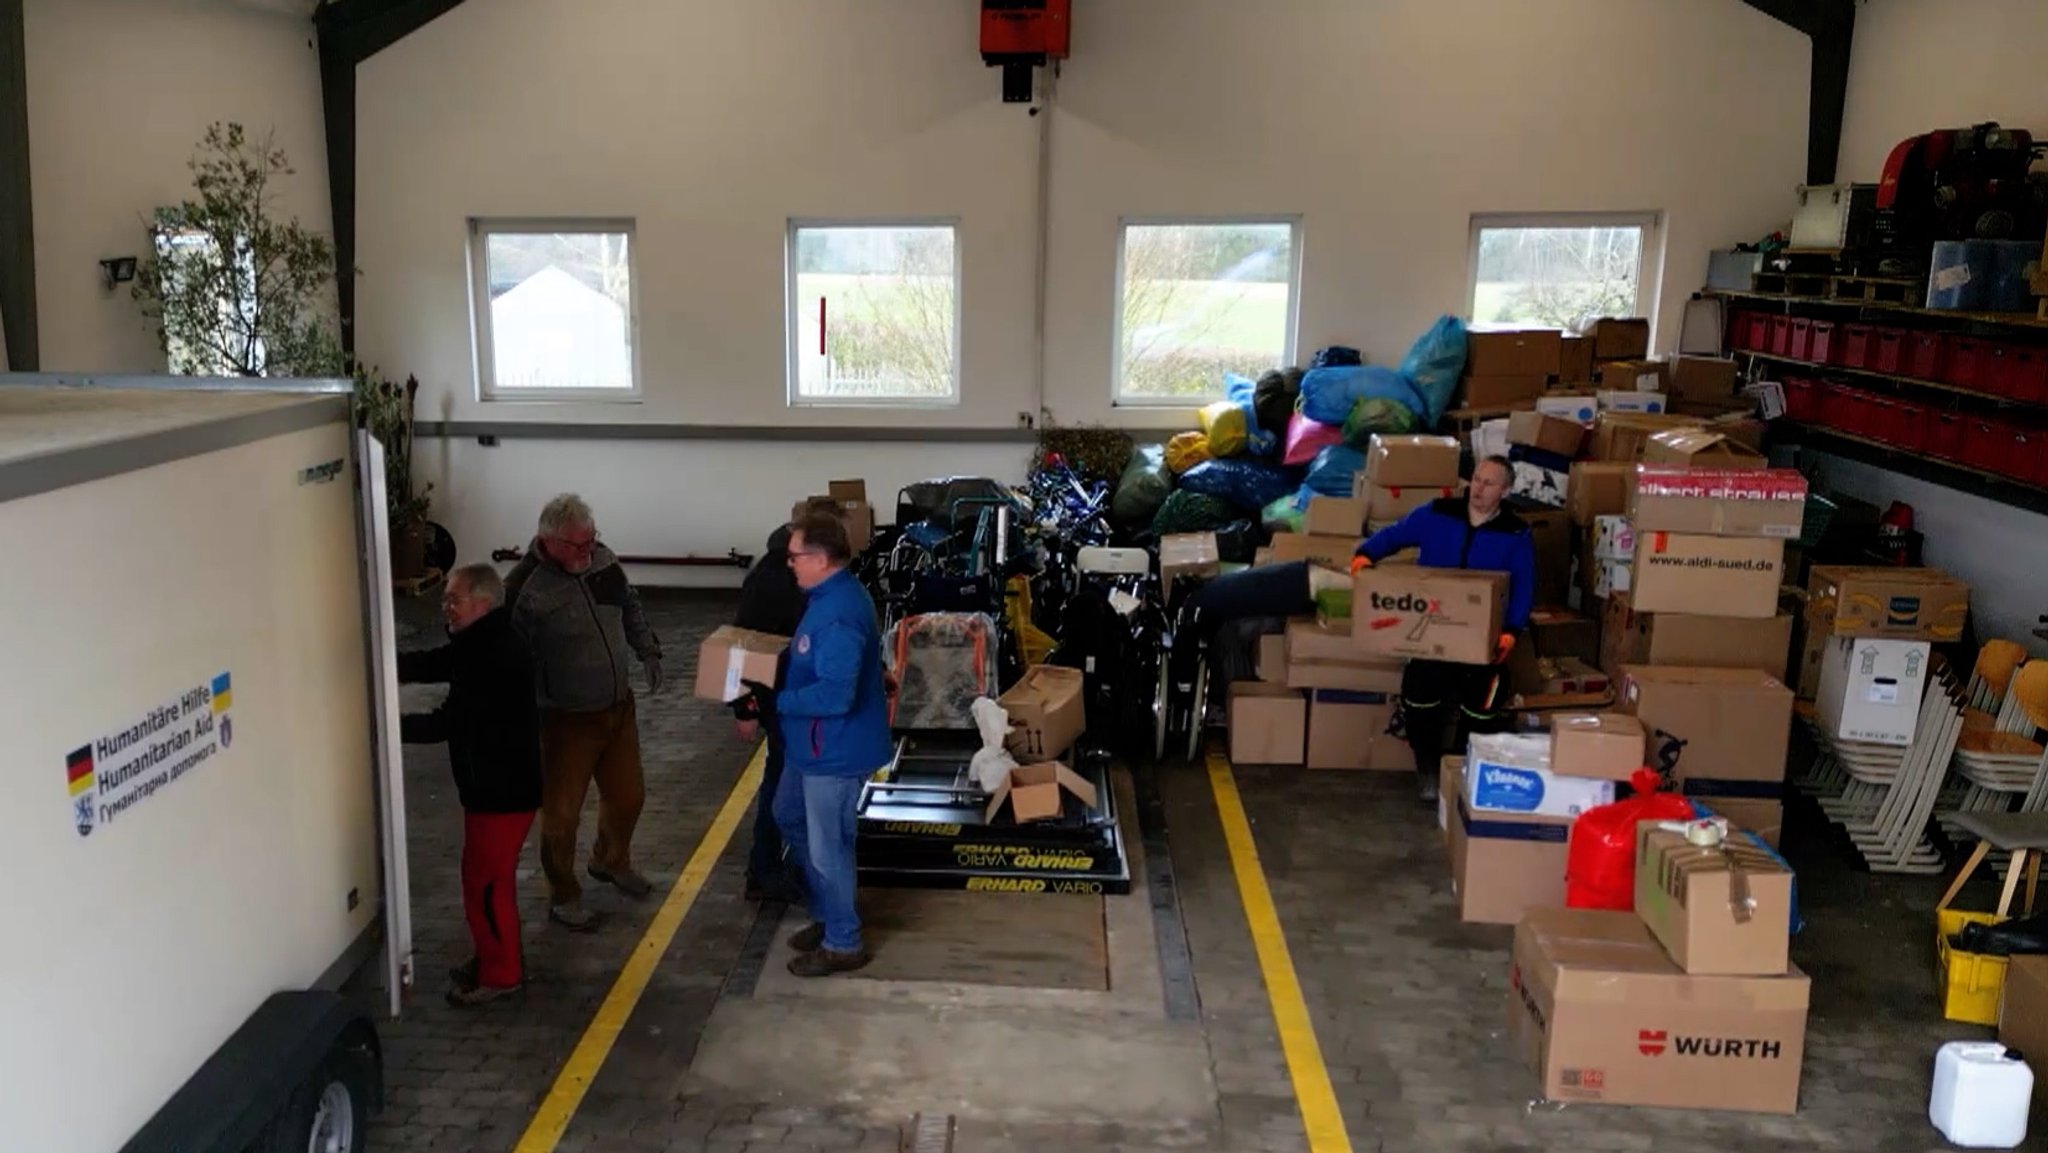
[1508,907,1810,1113]
[1350,568,1507,665]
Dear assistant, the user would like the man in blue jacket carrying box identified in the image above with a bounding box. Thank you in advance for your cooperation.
[766,508,894,976]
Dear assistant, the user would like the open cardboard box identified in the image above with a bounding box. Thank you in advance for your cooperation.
[999,664,1086,763]
[985,762,1098,824]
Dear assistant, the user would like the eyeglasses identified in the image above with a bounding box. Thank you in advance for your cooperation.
[549,531,599,554]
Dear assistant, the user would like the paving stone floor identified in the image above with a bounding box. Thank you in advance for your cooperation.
[353,590,2015,1153]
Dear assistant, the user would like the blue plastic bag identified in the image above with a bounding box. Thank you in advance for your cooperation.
[1298,364,1427,428]
[1398,315,1468,426]
[1177,458,1299,513]
[1225,374,1280,458]
[1303,445,1365,497]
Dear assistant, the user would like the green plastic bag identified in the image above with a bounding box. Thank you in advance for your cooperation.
[1111,445,1173,527]
[1341,396,1418,448]
[1151,490,1238,536]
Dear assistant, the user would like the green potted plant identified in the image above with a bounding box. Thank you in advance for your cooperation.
[351,366,434,580]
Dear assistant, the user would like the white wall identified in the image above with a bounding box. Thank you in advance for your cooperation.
[1822,0,2048,654]
[355,0,1808,578]
[1836,0,2048,182]
[23,0,328,372]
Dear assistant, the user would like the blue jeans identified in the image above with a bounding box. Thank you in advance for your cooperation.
[746,720,789,886]
[773,768,865,953]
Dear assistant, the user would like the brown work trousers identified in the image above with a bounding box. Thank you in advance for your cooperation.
[538,697,645,906]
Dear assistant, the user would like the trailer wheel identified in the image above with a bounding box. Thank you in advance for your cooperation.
[260,1046,372,1153]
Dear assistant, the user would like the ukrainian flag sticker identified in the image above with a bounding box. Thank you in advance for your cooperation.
[212,672,232,713]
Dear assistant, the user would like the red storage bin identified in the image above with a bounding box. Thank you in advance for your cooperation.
[1835,388,1877,438]
[1809,321,1837,364]
[1982,343,2019,398]
[2005,426,2042,482]
[1963,417,2013,474]
[1946,337,1989,391]
[1782,376,1819,422]
[1742,313,1770,352]
[1928,410,1968,460]
[1769,316,1793,357]
[1788,318,1814,361]
[2004,345,2048,406]
[1889,399,1930,453]
[1839,323,1874,368]
[1873,328,1906,374]
[1905,332,1946,381]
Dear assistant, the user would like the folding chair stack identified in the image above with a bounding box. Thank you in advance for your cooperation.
[1806,656,1965,873]
[1939,654,2048,867]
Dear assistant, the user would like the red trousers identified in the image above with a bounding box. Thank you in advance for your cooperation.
[463,810,536,988]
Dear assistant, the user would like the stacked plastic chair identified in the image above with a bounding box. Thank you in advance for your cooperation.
[1940,650,2048,868]
[1804,654,1966,873]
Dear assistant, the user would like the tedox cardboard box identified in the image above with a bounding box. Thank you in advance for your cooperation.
[1468,328,1565,377]
[1358,481,1462,523]
[1600,591,1794,681]
[1463,373,1551,409]
[1635,823,1794,976]
[1508,410,1587,458]
[1568,462,1630,525]
[1284,618,1405,693]
[1559,336,1596,384]
[1508,907,1809,1114]
[1352,568,1509,665]
[1628,466,1807,539]
[1227,682,1306,766]
[1443,758,1571,925]
[1304,494,1369,537]
[1640,428,1766,470]
[1668,355,1741,403]
[694,626,789,702]
[1366,434,1462,488]
[1807,565,1970,643]
[999,664,1086,763]
[1998,955,2048,1138]
[1629,531,1784,619]
[1159,532,1221,588]
[1264,532,1360,571]
[1814,636,1930,747]
[986,762,1098,824]
[1550,713,1646,782]
[1307,690,1408,771]
[1588,317,1652,360]
[1620,665,1794,810]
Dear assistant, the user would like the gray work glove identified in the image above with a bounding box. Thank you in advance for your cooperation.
[644,657,665,695]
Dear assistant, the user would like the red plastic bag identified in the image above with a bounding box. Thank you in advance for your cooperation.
[1564,769,1695,911]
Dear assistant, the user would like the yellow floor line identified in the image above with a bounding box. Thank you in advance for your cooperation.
[1205,748,1354,1153]
[512,744,766,1153]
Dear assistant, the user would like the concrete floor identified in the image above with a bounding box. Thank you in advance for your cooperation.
[356,590,2016,1152]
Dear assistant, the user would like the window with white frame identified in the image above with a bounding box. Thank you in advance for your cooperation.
[1114,219,1299,404]
[788,222,959,404]
[1468,214,1656,330]
[470,220,638,398]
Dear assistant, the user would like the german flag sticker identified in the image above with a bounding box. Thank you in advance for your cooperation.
[66,745,94,798]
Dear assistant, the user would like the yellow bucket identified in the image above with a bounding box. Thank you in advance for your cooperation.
[1937,907,2010,1026]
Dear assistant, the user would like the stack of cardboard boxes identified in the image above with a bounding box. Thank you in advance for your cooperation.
[792,478,877,553]
[1510,818,1807,1114]
[1353,434,1462,533]
[1795,566,1970,720]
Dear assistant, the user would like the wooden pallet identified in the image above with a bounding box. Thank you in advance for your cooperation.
[1829,274,1923,305]
[393,567,445,597]
[1752,270,1830,297]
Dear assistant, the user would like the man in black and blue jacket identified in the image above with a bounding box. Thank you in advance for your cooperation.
[1353,455,1534,802]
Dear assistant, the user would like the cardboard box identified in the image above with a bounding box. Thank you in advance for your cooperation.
[1619,665,1795,798]
[1814,636,1929,747]
[1629,532,1784,619]
[1463,374,1551,409]
[1560,336,1596,384]
[1700,798,1783,850]
[1352,568,1509,664]
[1529,607,1600,664]
[1793,617,1826,700]
[1597,390,1667,414]
[1307,690,1406,770]
[1444,758,1570,924]
[1640,429,1766,470]
[1159,532,1221,587]
[1359,481,1461,523]
[999,664,1086,764]
[1508,410,1587,457]
[1467,744,1615,819]
[1537,393,1598,423]
[1594,559,1631,600]
[1366,434,1462,488]
[1510,461,1569,508]
[1284,618,1404,693]
[694,626,789,702]
[1635,823,1794,976]
[1589,317,1651,360]
[1568,462,1631,525]
[1998,955,2048,1139]
[1550,713,1646,782]
[1668,355,1740,403]
[1533,656,1610,696]
[1600,592,1793,681]
[1593,514,1634,561]
[1522,507,1573,608]
[1629,467,1807,539]
[1807,566,1970,642]
[1597,358,1667,393]
[1508,907,1809,1114]
[1264,532,1360,570]
[1304,494,1369,538]
[1228,681,1306,766]
[1591,413,1700,462]
[1468,328,1564,377]
[828,479,867,503]
[1256,632,1287,682]
[793,492,876,554]
[986,762,1098,824]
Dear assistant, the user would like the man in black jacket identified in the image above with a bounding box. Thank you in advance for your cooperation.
[400,562,544,1006]
[730,498,839,902]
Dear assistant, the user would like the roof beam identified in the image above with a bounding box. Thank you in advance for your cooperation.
[1742,0,1856,184]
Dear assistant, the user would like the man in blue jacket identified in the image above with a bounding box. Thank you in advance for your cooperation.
[767,509,893,976]
[1353,455,1534,803]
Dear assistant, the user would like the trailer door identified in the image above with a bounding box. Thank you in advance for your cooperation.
[357,431,414,1017]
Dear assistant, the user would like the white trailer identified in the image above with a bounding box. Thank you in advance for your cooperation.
[0,378,413,1153]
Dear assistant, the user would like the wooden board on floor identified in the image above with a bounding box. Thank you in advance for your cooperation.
[847,888,1109,991]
